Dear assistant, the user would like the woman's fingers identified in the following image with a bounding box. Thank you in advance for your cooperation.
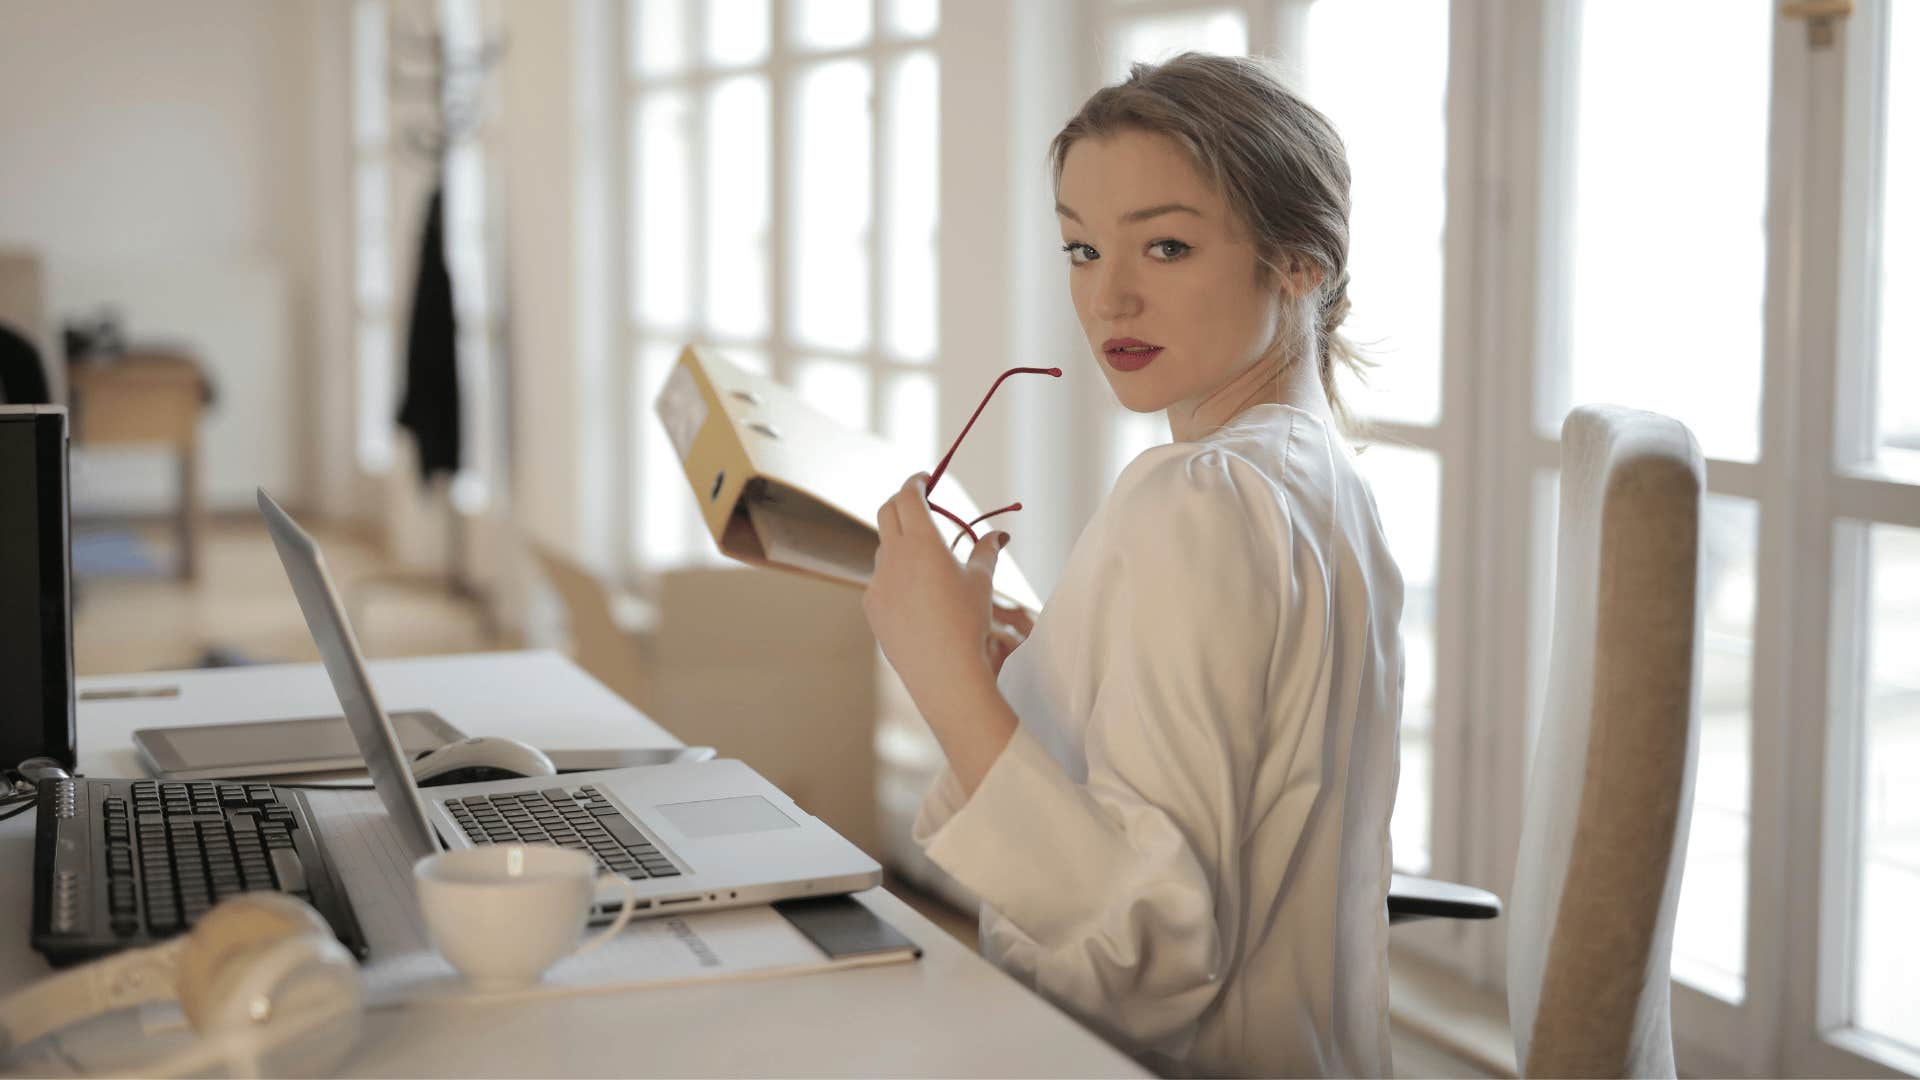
[966,530,1007,583]
[895,473,940,540]
[991,600,1035,636]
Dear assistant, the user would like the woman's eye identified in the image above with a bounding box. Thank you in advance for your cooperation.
[1061,242,1098,265]
[1148,239,1192,261]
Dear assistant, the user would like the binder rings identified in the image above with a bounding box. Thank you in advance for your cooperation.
[654,345,1043,614]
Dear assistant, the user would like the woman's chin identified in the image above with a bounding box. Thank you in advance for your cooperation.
[1099,372,1161,414]
[1112,387,1169,415]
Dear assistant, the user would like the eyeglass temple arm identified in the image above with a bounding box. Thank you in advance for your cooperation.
[928,501,976,540]
[926,367,1062,495]
[945,502,1023,552]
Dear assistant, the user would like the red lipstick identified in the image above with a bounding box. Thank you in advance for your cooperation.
[1103,337,1162,372]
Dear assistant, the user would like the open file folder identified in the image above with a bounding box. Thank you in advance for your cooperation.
[654,345,1043,614]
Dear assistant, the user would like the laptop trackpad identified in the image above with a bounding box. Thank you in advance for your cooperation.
[657,796,799,838]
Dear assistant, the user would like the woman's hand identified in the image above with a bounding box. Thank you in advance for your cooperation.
[865,473,1010,709]
[987,601,1036,677]
[865,473,1022,794]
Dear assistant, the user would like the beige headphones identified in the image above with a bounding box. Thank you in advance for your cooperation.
[0,892,363,1078]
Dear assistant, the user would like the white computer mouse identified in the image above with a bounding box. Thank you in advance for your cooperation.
[410,736,558,787]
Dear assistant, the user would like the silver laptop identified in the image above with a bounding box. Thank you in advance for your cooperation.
[256,488,881,918]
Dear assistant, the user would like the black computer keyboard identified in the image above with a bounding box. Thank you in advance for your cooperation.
[31,778,366,966]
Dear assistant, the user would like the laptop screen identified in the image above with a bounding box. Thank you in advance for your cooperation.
[256,488,439,858]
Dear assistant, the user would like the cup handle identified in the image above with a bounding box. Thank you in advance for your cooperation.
[569,873,638,959]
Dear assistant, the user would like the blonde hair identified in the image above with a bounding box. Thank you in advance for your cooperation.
[1050,52,1368,432]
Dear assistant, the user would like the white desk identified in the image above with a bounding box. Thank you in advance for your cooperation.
[0,651,1145,1078]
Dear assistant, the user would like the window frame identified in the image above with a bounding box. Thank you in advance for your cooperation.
[1487,2,1920,1075]
[617,0,943,571]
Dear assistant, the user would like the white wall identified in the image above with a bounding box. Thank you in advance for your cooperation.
[0,0,322,513]
[941,0,1093,596]
[498,0,622,572]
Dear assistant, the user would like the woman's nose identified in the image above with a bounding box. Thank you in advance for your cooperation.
[1091,264,1141,322]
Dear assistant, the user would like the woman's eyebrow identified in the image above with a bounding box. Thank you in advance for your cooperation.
[1053,202,1204,224]
[1121,202,1203,223]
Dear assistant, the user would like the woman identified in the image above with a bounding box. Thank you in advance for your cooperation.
[864,53,1403,1078]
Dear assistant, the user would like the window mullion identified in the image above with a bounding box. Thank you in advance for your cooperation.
[1463,0,1560,993]
[769,6,793,384]
[1758,5,1860,1074]
[869,4,889,434]
[687,4,710,353]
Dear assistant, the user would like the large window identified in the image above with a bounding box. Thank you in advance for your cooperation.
[625,0,941,570]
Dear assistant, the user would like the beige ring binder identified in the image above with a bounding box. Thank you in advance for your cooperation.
[654,345,1043,614]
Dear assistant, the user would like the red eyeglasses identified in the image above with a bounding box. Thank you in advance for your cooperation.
[925,366,1063,552]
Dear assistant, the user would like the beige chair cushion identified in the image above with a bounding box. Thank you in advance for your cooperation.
[1508,405,1705,1078]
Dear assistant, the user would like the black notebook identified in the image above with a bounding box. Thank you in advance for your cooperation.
[773,894,922,961]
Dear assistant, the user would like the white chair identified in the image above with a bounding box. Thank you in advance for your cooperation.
[1507,404,1706,1077]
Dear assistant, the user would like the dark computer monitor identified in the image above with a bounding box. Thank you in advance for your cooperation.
[0,405,76,772]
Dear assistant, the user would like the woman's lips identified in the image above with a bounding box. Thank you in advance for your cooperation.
[1103,338,1162,373]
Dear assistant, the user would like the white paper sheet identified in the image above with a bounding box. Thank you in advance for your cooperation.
[304,789,907,1011]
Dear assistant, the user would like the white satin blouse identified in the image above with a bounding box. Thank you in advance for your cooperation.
[913,403,1405,1078]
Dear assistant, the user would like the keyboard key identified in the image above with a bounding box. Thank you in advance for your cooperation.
[599,816,646,847]
[542,789,572,804]
[267,850,305,893]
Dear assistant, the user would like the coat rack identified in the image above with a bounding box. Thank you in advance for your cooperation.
[350,4,507,642]
[390,10,504,163]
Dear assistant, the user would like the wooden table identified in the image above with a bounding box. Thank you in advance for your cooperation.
[67,351,206,579]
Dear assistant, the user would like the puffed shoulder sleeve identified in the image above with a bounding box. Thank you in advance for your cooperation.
[913,445,1296,1058]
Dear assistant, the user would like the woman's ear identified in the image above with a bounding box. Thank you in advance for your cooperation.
[1280,253,1326,299]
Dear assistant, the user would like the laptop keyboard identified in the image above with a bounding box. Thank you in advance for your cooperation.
[442,784,683,880]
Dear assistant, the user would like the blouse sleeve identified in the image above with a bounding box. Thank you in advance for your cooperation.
[912,446,1311,1060]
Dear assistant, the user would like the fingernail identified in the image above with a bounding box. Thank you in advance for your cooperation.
[995,532,1011,548]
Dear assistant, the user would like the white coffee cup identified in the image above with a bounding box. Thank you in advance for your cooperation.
[414,845,637,990]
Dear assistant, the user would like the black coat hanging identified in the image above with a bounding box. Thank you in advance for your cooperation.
[396,184,461,483]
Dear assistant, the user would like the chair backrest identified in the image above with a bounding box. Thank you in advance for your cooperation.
[527,542,651,708]
[649,566,879,854]
[1508,405,1705,1078]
